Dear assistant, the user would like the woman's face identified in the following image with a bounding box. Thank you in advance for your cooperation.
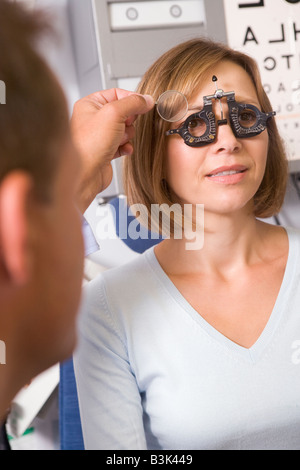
[164,61,269,216]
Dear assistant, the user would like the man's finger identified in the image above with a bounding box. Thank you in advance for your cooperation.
[108,94,155,123]
[117,142,134,158]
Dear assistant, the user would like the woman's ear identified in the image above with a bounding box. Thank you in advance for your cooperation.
[0,171,35,286]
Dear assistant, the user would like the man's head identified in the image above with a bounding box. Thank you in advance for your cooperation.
[0,0,84,412]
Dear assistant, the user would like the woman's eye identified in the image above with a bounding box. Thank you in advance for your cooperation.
[187,118,206,136]
[188,119,198,128]
[239,109,257,128]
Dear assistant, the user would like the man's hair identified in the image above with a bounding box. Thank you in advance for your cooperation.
[123,38,288,226]
[0,0,69,201]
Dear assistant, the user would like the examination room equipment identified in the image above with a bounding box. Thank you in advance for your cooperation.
[2,0,300,450]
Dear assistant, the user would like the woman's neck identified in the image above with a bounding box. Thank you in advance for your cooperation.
[155,209,278,279]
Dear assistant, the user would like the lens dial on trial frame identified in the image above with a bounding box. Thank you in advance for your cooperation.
[228,102,276,138]
[163,77,276,147]
[168,106,217,147]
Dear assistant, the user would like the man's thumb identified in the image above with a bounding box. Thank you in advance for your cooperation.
[115,93,155,121]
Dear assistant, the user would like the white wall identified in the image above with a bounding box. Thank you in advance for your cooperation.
[35,0,80,111]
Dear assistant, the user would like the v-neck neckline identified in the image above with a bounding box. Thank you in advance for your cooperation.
[145,227,298,364]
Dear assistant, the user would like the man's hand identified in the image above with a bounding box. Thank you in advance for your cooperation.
[71,88,154,213]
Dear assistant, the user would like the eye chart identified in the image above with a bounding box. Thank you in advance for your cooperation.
[223,0,300,168]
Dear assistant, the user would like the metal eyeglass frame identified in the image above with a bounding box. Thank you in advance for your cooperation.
[165,88,276,148]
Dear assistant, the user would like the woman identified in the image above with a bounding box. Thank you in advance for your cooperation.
[74,38,300,450]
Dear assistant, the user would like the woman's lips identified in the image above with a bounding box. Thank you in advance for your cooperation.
[206,165,248,184]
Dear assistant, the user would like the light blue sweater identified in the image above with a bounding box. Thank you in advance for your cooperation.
[74,226,300,450]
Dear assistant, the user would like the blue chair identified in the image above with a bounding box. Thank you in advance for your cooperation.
[59,197,162,450]
[59,357,84,450]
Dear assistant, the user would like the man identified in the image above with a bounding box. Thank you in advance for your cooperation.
[0,0,154,421]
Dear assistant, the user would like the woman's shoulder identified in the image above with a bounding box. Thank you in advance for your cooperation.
[260,222,300,248]
[266,225,300,276]
[285,225,300,242]
[285,226,300,265]
[80,247,165,334]
[103,248,154,285]
[276,225,300,258]
[84,247,158,304]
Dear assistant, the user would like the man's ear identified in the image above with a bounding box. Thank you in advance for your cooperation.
[0,171,35,286]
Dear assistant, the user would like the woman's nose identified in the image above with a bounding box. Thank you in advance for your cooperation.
[214,119,242,154]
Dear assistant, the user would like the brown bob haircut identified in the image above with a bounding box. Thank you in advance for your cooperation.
[123,37,288,227]
[0,0,69,202]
